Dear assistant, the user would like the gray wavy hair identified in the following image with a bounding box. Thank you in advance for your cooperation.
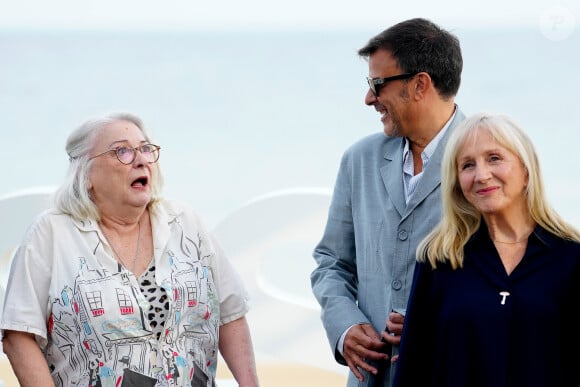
[54,112,164,222]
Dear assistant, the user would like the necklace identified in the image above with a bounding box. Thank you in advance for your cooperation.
[491,232,531,244]
[492,239,527,244]
[101,220,142,272]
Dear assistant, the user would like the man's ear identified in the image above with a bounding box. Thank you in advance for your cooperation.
[413,72,432,100]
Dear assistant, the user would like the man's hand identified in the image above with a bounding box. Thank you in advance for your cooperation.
[380,311,405,363]
[343,323,389,381]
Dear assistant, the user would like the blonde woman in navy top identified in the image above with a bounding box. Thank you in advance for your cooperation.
[394,113,580,387]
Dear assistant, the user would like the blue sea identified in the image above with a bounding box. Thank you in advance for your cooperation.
[1,28,579,227]
[0,27,579,378]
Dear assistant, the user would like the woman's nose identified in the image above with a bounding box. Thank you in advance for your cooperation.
[132,148,146,167]
[474,164,492,181]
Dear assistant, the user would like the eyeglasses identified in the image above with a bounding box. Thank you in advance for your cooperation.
[366,73,418,96]
[90,144,161,165]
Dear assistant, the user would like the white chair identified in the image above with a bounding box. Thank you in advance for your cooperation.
[0,186,54,386]
[212,188,348,385]
[0,186,55,291]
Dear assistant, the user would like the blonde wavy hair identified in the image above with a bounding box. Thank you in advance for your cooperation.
[417,113,580,269]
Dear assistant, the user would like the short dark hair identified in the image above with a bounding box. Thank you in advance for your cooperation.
[358,18,462,99]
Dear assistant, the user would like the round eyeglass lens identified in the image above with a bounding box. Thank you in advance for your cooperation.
[116,147,135,164]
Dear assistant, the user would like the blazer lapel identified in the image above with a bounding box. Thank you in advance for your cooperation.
[380,138,406,217]
[404,109,466,217]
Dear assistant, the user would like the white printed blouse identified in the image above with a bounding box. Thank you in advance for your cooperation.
[0,199,249,387]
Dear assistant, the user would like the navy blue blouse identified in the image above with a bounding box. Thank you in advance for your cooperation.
[393,225,580,387]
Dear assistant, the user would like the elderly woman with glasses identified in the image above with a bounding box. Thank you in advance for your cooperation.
[0,112,259,387]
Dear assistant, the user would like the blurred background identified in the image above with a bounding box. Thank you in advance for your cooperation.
[0,1,578,385]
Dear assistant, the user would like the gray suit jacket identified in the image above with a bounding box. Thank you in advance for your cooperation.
[311,109,465,386]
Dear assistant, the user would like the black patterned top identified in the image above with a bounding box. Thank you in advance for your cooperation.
[139,262,169,341]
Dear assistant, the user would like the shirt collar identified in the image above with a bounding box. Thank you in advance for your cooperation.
[69,200,182,239]
[402,108,457,166]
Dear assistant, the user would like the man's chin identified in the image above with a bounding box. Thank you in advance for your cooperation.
[383,126,396,137]
[382,120,402,137]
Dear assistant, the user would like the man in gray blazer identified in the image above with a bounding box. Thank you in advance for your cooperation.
[311,18,465,386]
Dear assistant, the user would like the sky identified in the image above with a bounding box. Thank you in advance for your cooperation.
[0,0,578,31]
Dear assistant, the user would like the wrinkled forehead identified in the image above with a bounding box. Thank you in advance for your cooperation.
[93,120,146,148]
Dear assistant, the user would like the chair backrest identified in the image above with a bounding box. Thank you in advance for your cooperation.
[0,187,53,371]
[212,188,345,375]
[0,187,55,290]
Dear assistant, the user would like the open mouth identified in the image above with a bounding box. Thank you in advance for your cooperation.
[377,107,388,120]
[131,176,149,188]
